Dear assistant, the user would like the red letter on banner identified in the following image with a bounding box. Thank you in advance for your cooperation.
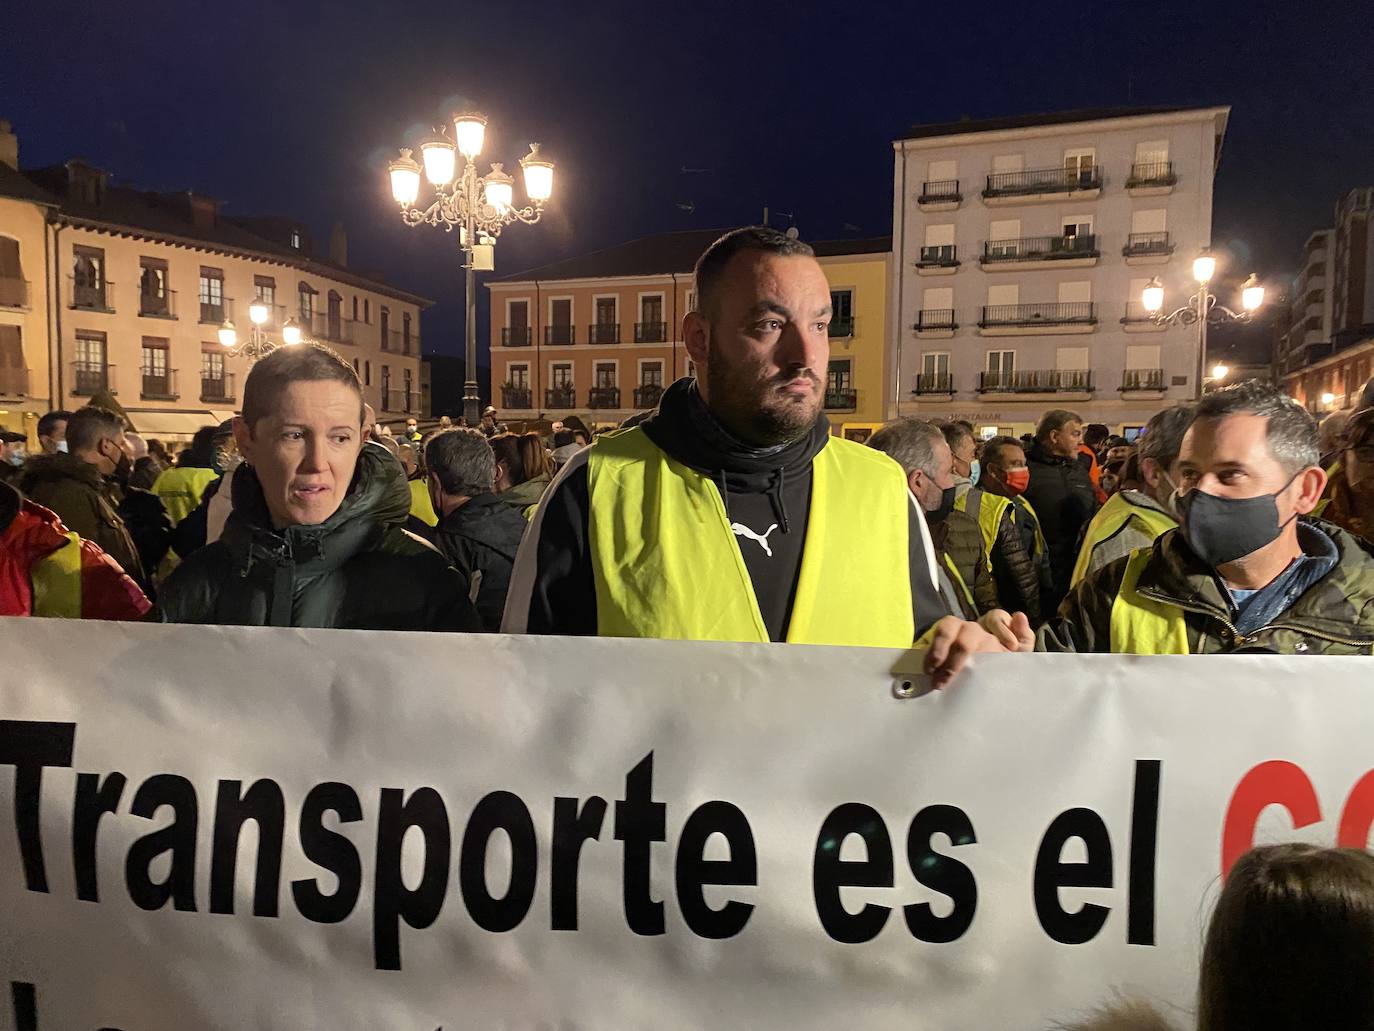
[1220,761,1321,877]
[1337,770,1374,849]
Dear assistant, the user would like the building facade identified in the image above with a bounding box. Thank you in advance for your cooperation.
[487,229,892,433]
[890,106,1230,437]
[0,120,428,442]
[1280,188,1374,413]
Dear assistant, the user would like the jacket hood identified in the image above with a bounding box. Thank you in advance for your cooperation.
[222,442,411,574]
[18,452,107,493]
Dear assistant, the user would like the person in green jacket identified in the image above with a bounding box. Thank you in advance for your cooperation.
[159,344,480,631]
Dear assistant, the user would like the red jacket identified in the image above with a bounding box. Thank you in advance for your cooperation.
[0,480,151,619]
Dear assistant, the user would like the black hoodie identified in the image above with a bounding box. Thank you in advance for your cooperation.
[504,378,948,640]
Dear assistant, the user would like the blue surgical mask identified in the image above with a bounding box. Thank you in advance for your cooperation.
[5,448,24,467]
[969,459,981,487]
[55,440,68,454]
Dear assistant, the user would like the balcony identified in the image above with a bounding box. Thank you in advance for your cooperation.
[916,244,959,274]
[139,288,178,319]
[824,388,857,411]
[380,329,404,353]
[588,323,620,345]
[983,165,1102,204]
[978,369,1093,394]
[1121,368,1166,393]
[72,362,115,397]
[913,373,955,396]
[200,373,237,404]
[918,179,961,210]
[545,324,576,345]
[1123,232,1174,264]
[70,277,113,312]
[916,309,957,337]
[829,319,855,339]
[978,302,1097,335]
[140,368,179,401]
[1126,161,1177,193]
[312,313,356,345]
[588,386,621,409]
[545,385,576,409]
[1121,301,1165,332]
[199,296,233,325]
[635,321,667,343]
[634,384,664,409]
[0,276,30,309]
[502,327,532,347]
[0,365,29,398]
[981,234,1099,269]
[501,386,533,409]
[384,389,419,414]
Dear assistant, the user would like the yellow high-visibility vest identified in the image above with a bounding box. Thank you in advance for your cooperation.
[956,488,1046,559]
[30,531,83,618]
[1071,493,1177,587]
[585,427,914,645]
[1107,547,1190,654]
[153,466,219,525]
[942,551,975,614]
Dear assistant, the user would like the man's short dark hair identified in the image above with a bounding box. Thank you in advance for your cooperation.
[241,343,364,429]
[1194,380,1320,476]
[940,421,974,452]
[1138,404,1196,471]
[1083,423,1111,448]
[66,405,125,455]
[38,410,72,438]
[692,226,815,322]
[1036,409,1083,443]
[868,418,946,480]
[425,428,495,497]
[982,435,1026,471]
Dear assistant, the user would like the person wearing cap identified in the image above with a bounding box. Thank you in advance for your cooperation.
[0,427,27,486]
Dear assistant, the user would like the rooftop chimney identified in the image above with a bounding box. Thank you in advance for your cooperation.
[328,221,348,267]
[0,120,16,170]
[186,192,220,231]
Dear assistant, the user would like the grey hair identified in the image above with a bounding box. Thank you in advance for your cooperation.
[1194,379,1320,475]
[868,417,946,480]
[1138,404,1196,470]
[1035,409,1083,443]
[425,428,495,497]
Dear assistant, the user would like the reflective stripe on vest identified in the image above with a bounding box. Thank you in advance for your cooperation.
[1071,493,1177,587]
[942,551,975,614]
[585,427,914,645]
[31,531,83,618]
[1108,547,1190,654]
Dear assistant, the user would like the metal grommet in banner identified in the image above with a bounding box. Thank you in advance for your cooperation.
[892,679,918,699]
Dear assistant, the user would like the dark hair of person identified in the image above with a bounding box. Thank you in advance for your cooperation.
[240,343,364,429]
[425,428,495,497]
[517,431,552,481]
[1138,404,1197,471]
[1199,843,1374,1031]
[128,455,161,491]
[489,432,526,486]
[1035,409,1083,443]
[1194,379,1320,476]
[1083,423,1111,448]
[65,405,125,455]
[37,410,72,439]
[692,226,815,322]
[982,435,1026,471]
[181,425,218,468]
[939,421,974,453]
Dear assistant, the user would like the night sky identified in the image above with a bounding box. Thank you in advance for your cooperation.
[4,0,1372,379]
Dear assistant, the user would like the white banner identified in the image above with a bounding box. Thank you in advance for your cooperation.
[1,620,1371,1030]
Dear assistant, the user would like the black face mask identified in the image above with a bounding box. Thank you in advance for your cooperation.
[1176,477,1299,567]
[926,483,957,524]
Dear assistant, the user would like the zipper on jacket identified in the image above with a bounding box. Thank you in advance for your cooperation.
[1136,585,1374,649]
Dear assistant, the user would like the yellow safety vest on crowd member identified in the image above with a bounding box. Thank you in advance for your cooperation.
[585,427,914,646]
[1314,458,1341,517]
[956,487,1047,560]
[153,465,219,526]
[1070,492,1177,587]
[30,530,83,618]
[1107,548,1190,654]
[941,552,976,615]
[408,478,439,527]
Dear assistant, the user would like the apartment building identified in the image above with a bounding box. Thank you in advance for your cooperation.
[891,105,1230,436]
[1280,188,1374,412]
[487,229,892,433]
[0,119,428,441]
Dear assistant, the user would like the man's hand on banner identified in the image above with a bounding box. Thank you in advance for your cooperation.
[924,616,1011,689]
[979,609,1035,653]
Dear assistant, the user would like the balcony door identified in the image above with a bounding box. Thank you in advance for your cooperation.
[328,290,342,341]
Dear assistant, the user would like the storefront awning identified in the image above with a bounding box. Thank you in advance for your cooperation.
[122,409,236,440]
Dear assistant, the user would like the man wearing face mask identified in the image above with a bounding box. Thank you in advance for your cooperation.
[19,405,147,591]
[942,422,980,501]
[0,428,27,486]
[962,435,1044,626]
[37,410,71,455]
[1071,404,1195,587]
[1040,381,1374,654]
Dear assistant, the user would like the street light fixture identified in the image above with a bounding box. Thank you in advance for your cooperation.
[1141,251,1266,398]
[387,110,555,424]
[219,309,306,362]
[1211,363,1230,381]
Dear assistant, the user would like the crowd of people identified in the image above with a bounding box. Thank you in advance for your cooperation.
[4,225,1374,1023]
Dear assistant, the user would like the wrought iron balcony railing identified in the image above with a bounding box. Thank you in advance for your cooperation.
[545,324,575,345]
[1126,161,1177,188]
[913,373,955,394]
[981,235,1098,264]
[919,179,961,203]
[916,309,957,331]
[824,388,857,410]
[978,369,1093,393]
[1123,232,1173,257]
[983,165,1103,198]
[588,386,621,409]
[545,385,576,408]
[634,321,667,343]
[978,302,1097,327]
[588,323,620,345]
[1121,368,1165,391]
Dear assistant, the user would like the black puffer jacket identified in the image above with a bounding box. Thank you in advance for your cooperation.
[159,444,480,631]
[430,492,528,632]
[1022,440,1098,611]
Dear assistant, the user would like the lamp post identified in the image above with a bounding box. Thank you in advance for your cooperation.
[387,112,555,425]
[1141,253,1265,398]
[218,299,304,362]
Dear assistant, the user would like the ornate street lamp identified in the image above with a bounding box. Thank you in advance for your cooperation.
[387,111,555,424]
[1141,254,1265,397]
[219,299,305,362]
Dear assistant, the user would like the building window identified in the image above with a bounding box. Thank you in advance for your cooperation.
[364,298,371,324]
[73,331,107,395]
[201,349,225,382]
[1063,148,1096,184]
[352,296,359,321]
[922,352,950,378]
[381,365,391,406]
[254,276,276,306]
[830,289,854,336]
[640,360,663,387]
[987,350,1016,375]
[72,247,106,308]
[595,362,616,388]
[299,282,316,321]
[509,364,530,390]
[199,267,225,323]
[0,324,22,397]
[140,338,171,397]
[290,229,302,249]
[551,363,573,388]
[686,290,698,312]
[364,360,371,386]
[403,368,413,412]
[139,258,169,316]
[827,358,852,393]
[353,358,360,376]
[403,312,412,354]
[380,306,390,350]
